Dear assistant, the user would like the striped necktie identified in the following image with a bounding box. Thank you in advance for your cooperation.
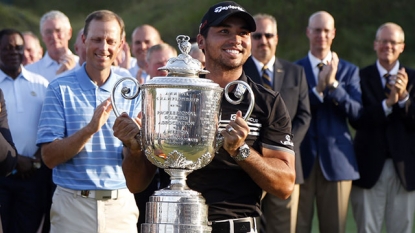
[262,65,272,89]
[384,73,392,96]
[317,62,325,71]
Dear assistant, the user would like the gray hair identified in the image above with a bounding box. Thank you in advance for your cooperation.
[253,13,278,34]
[40,10,71,33]
[375,22,405,42]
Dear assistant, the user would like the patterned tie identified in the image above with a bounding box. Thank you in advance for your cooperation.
[262,65,272,89]
[384,73,392,96]
[317,62,325,72]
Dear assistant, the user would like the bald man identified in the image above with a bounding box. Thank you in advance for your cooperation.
[129,24,162,83]
[294,11,362,233]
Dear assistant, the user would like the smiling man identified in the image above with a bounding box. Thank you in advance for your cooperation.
[26,11,79,81]
[114,2,296,233]
[36,10,139,232]
[0,28,49,233]
[350,23,415,233]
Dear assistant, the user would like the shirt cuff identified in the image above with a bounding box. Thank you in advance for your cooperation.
[382,100,393,116]
[312,87,324,102]
[398,94,409,108]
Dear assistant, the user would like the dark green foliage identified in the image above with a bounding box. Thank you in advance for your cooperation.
[2,0,415,68]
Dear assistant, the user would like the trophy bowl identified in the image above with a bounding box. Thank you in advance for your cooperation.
[112,35,255,233]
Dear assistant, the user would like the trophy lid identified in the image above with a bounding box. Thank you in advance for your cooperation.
[156,35,209,77]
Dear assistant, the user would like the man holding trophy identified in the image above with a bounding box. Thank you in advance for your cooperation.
[114,1,295,233]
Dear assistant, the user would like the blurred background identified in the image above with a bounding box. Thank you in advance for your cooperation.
[1,0,414,68]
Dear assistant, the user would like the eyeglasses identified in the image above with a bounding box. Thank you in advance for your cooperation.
[252,33,274,40]
[376,39,404,46]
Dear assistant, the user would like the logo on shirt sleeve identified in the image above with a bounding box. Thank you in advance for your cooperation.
[280,135,293,146]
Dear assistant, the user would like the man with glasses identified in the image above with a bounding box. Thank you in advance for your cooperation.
[243,13,311,233]
[294,11,362,233]
[349,22,415,233]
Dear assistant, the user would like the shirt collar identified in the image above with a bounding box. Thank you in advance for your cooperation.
[0,65,33,83]
[308,51,332,69]
[76,63,120,92]
[376,59,400,76]
[251,55,275,73]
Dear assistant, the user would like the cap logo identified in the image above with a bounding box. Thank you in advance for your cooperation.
[214,5,245,13]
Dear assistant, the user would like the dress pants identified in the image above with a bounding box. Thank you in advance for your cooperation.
[351,159,415,233]
[296,161,351,233]
[261,184,300,233]
[0,166,49,233]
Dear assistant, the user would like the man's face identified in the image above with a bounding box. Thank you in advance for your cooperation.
[198,16,251,71]
[251,18,278,63]
[23,34,43,65]
[83,19,123,71]
[146,49,175,78]
[0,33,24,71]
[306,15,335,53]
[374,26,404,66]
[41,18,72,53]
[132,27,161,65]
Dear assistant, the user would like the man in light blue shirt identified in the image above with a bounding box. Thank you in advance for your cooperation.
[37,10,140,233]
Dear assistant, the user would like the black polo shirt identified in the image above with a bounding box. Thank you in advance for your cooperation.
[187,72,294,221]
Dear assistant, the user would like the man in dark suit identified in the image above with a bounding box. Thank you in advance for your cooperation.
[0,89,17,176]
[243,13,311,233]
[294,11,362,233]
[349,22,415,233]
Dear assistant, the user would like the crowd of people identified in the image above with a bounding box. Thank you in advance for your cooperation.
[0,1,414,233]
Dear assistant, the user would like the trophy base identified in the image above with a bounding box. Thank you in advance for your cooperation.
[141,187,211,233]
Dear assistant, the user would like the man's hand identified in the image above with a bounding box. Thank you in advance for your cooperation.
[326,51,339,87]
[113,112,142,151]
[15,155,38,178]
[86,98,113,134]
[221,111,250,157]
[395,67,409,101]
[56,53,77,75]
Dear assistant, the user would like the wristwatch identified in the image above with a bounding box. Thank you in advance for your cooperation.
[329,80,339,90]
[232,143,250,161]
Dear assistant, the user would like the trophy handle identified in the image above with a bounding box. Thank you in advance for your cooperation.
[111,77,141,117]
[215,80,255,151]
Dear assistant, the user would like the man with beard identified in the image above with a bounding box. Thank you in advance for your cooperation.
[243,13,311,233]
[36,10,139,232]
[0,28,49,233]
[114,2,296,233]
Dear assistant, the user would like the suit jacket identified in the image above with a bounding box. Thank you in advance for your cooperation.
[244,56,311,184]
[295,56,361,181]
[350,63,415,191]
[0,89,17,176]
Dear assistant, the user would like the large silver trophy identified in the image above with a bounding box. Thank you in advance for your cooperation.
[112,35,255,233]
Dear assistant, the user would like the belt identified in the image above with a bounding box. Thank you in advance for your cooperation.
[58,186,121,200]
[211,217,257,233]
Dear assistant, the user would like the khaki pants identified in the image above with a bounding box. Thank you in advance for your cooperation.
[296,162,351,233]
[351,159,415,233]
[50,186,138,233]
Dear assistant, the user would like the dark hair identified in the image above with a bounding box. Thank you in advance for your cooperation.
[0,29,24,44]
[84,10,125,39]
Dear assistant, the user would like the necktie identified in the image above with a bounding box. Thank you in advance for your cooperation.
[317,62,325,72]
[262,65,272,89]
[384,73,392,96]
